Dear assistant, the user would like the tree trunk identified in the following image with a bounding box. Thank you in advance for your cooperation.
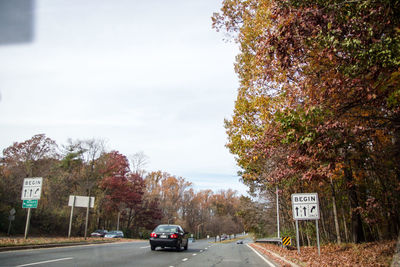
[330,177,341,244]
[391,118,400,237]
[342,207,349,243]
[126,208,134,229]
[344,162,365,243]
[376,224,382,241]
[319,205,329,242]
[300,222,305,246]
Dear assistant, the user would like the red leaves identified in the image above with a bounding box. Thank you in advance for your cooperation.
[99,151,144,211]
[3,134,58,164]
[99,151,130,177]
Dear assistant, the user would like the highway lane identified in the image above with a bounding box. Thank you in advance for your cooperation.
[0,238,277,267]
[179,239,277,267]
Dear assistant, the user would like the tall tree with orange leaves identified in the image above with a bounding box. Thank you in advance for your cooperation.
[214,0,400,242]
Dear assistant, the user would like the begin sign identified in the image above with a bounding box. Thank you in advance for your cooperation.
[291,193,320,220]
[292,192,321,256]
[21,177,43,200]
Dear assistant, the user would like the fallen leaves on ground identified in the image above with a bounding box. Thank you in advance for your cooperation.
[251,240,397,267]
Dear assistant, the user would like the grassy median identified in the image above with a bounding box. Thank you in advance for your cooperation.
[0,237,136,247]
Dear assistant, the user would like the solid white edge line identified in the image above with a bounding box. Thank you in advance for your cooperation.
[246,244,276,267]
[16,257,73,267]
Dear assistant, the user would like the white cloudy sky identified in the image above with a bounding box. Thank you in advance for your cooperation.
[0,0,248,194]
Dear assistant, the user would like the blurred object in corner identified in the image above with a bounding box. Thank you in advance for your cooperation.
[0,0,35,45]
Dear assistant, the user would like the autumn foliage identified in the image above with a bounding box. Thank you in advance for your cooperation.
[0,134,244,238]
[213,0,400,244]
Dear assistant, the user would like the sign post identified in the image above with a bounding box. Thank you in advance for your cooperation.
[68,196,76,238]
[8,208,16,236]
[295,220,300,254]
[276,185,280,239]
[84,197,91,239]
[24,208,31,239]
[316,219,321,256]
[21,177,43,239]
[291,193,320,256]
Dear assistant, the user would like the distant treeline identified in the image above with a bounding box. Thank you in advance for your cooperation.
[0,134,245,238]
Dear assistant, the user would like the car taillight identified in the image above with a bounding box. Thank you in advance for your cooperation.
[170,234,178,239]
[150,232,157,238]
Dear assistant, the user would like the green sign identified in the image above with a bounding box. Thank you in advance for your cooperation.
[23,199,38,208]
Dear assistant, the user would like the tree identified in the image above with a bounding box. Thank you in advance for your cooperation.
[2,133,58,178]
[129,151,149,177]
[213,0,400,242]
[1,134,59,205]
[0,134,61,234]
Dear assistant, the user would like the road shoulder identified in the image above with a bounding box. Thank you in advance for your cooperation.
[249,243,300,267]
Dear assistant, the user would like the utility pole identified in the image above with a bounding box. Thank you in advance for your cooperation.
[117,211,120,231]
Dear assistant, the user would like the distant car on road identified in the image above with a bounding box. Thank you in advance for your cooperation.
[104,230,124,238]
[188,237,196,243]
[149,224,188,251]
[236,240,243,244]
[90,229,108,237]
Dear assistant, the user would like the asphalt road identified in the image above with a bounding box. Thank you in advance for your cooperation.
[0,238,278,267]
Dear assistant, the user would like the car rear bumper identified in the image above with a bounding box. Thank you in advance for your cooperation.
[149,238,179,247]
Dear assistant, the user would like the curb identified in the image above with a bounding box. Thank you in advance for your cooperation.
[251,243,301,267]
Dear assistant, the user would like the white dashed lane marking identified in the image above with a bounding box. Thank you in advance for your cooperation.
[16,257,73,267]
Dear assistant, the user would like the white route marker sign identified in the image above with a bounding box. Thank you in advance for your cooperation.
[291,193,320,220]
[21,177,43,200]
[68,195,95,208]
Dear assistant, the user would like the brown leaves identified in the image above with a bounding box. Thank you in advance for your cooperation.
[252,241,397,267]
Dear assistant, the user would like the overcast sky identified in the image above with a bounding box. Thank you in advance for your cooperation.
[0,0,248,195]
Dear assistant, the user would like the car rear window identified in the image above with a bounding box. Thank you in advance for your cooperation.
[155,225,178,232]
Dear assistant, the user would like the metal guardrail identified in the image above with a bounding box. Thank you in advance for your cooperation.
[255,238,282,244]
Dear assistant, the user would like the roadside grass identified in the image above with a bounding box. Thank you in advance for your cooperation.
[0,237,139,247]
[251,240,397,267]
